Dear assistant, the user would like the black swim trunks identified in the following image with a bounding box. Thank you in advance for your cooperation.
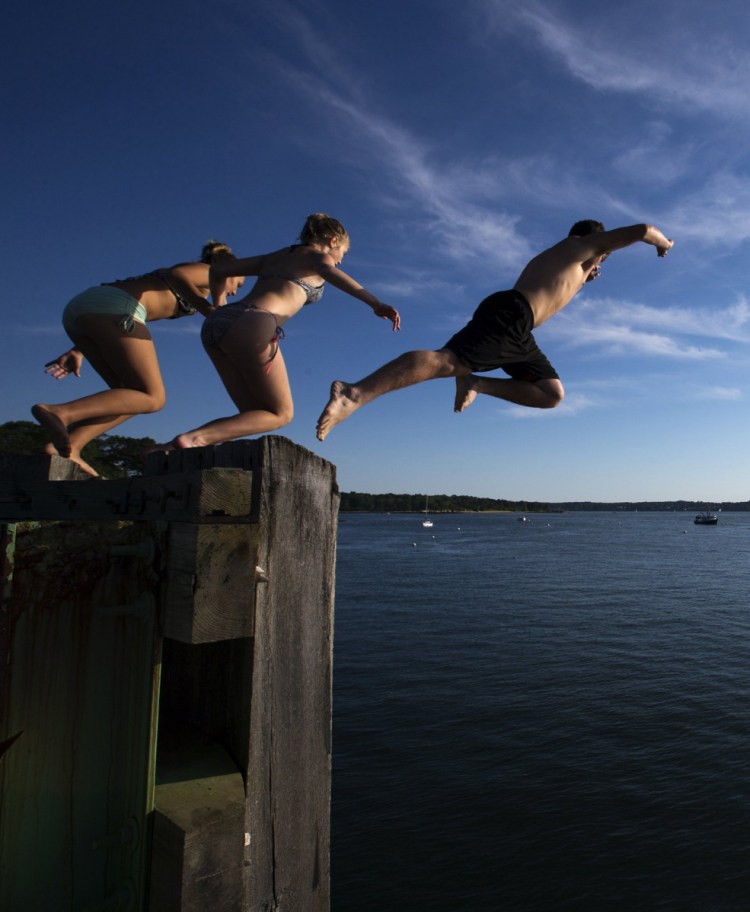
[442,289,559,381]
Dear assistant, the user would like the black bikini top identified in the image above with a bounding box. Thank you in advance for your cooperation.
[153,270,199,318]
[106,268,201,318]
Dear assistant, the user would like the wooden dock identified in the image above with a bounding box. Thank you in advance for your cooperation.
[0,436,339,911]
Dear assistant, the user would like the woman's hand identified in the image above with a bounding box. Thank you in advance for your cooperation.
[373,303,401,331]
[44,349,83,379]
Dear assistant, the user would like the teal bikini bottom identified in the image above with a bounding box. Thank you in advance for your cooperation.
[62,286,148,337]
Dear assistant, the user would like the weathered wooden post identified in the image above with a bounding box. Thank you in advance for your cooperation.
[0,436,339,911]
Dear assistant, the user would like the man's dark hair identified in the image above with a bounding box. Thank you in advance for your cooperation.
[568,220,605,237]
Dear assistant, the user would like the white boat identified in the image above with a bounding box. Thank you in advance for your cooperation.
[422,495,434,528]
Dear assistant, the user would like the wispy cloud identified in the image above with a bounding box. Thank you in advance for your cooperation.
[567,294,750,342]
[504,391,601,419]
[485,0,750,119]
[228,0,532,269]
[661,173,750,244]
[547,294,744,359]
[13,324,67,337]
[293,76,531,266]
[696,386,742,401]
[612,122,694,185]
[556,323,722,360]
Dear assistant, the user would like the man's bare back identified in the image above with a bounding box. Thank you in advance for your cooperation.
[516,224,673,327]
[316,220,673,441]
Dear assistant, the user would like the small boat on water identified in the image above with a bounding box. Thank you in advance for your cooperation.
[422,495,434,528]
[694,510,718,526]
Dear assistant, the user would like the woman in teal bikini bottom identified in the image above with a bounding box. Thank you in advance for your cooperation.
[32,241,239,476]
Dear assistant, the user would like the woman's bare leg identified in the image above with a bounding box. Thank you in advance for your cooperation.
[454,376,565,412]
[316,348,466,440]
[168,310,294,448]
[32,316,166,455]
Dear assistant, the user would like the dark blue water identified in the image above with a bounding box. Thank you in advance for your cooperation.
[331,512,750,911]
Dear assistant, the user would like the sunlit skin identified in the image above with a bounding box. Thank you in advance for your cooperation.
[149,229,400,452]
[316,223,673,440]
[32,255,242,476]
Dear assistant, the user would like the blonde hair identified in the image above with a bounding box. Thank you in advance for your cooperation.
[299,213,349,247]
[200,239,235,263]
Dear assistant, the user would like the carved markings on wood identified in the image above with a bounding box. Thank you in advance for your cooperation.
[0,468,255,523]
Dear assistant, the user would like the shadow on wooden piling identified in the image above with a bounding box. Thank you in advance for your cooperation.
[0,435,339,912]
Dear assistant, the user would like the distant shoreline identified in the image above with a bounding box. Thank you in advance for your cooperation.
[340,493,747,513]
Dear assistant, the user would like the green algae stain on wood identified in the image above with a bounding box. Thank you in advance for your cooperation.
[0,520,163,911]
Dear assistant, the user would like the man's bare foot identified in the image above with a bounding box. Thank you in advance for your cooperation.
[316,381,358,441]
[454,375,478,413]
[32,404,71,456]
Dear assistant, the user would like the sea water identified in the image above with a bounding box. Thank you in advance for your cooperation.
[331,511,750,911]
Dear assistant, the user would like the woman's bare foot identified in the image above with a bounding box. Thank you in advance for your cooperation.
[41,440,99,477]
[316,381,358,441]
[141,442,175,459]
[69,454,100,477]
[173,432,209,449]
[32,404,71,456]
[142,433,209,459]
[454,375,478,413]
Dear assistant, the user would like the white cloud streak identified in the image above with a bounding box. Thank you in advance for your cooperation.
[230,0,532,269]
[504,391,600,418]
[547,292,750,360]
[486,0,750,119]
[295,76,532,266]
[662,173,750,243]
[696,386,742,401]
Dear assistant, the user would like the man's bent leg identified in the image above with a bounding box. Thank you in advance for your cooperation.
[455,375,564,412]
[316,349,466,440]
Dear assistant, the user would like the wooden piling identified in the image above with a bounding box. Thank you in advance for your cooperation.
[0,436,339,911]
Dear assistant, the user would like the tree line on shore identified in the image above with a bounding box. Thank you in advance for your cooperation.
[0,421,154,478]
[340,491,549,513]
[340,491,750,513]
[1,422,747,511]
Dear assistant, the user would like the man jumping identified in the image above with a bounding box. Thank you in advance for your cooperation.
[316,221,673,440]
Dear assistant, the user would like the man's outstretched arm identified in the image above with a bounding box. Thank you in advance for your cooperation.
[582,224,673,259]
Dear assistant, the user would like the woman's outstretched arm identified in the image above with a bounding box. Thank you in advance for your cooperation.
[318,262,401,331]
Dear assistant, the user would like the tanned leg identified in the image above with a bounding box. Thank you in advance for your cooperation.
[455,375,564,412]
[316,349,466,440]
[152,310,295,451]
[32,316,166,455]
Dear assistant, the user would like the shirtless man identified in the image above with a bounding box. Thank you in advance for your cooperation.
[316,221,673,440]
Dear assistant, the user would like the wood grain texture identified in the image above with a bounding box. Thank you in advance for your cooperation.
[244,436,339,912]
[162,523,260,643]
[0,436,339,911]
[149,721,246,912]
[0,520,162,911]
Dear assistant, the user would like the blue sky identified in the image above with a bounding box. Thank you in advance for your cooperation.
[4,0,750,501]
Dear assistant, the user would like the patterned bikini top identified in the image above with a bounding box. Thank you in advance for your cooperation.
[254,246,325,305]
